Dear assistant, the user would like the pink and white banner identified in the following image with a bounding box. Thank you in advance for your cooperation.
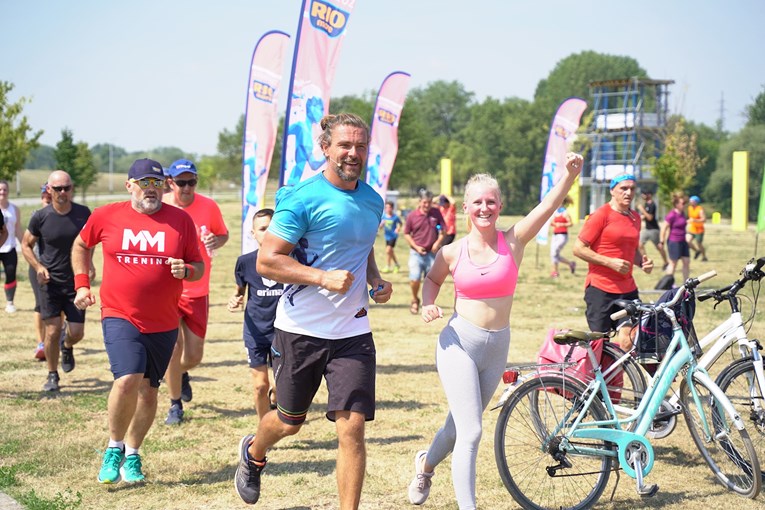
[279,0,357,187]
[366,71,411,201]
[535,97,588,245]
[241,30,290,254]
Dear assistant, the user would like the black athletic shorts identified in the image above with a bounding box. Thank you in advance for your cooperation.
[272,329,376,425]
[39,281,86,323]
[584,285,639,333]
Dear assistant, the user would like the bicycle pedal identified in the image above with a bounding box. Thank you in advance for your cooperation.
[637,484,659,498]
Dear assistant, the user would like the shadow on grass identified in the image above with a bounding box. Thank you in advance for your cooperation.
[376,364,436,375]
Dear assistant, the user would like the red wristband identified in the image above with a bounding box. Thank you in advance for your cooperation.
[74,273,90,290]
[184,264,195,279]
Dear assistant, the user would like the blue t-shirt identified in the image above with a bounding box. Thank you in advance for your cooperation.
[269,172,384,339]
[234,249,283,345]
[381,213,402,242]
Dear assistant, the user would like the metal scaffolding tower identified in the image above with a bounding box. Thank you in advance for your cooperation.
[582,77,674,213]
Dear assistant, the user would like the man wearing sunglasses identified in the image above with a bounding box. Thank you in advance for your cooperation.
[161,158,229,425]
[71,158,204,484]
[21,171,92,392]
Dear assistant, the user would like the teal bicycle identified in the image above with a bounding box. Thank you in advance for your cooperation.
[494,271,761,509]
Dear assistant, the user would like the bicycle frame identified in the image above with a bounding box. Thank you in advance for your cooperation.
[549,307,746,482]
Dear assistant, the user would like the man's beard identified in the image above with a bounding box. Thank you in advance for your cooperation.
[133,195,162,214]
[332,161,361,183]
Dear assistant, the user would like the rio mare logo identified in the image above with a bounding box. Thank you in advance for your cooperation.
[309,0,350,38]
[252,80,275,103]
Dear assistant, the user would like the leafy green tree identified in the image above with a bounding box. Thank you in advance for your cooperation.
[217,114,244,182]
[652,118,706,205]
[0,81,43,180]
[25,144,56,170]
[393,81,475,193]
[145,147,188,168]
[684,119,726,199]
[746,84,765,127]
[330,92,374,122]
[195,154,226,195]
[534,51,648,116]
[704,124,765,219]
[448,97,542,214]
[73,141,98,200]
[91,143,128,173]
[54,128,77,176]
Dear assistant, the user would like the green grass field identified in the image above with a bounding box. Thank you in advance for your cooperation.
[1,195,764,510]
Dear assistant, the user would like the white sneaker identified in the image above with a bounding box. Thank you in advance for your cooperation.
[5,303,16,313]
[408,450,434,505]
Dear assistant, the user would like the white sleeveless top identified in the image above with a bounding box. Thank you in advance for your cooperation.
[0,204,18,252]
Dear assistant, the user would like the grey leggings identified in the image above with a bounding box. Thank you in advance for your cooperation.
[425,314,510,509]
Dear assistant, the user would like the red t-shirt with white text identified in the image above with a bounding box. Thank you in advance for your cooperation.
[78,201,202,333]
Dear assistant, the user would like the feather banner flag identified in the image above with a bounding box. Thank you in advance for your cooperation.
[241,30,291,254]
[535,97,588,245]
[366,71,411,201]
[279,0,358,187]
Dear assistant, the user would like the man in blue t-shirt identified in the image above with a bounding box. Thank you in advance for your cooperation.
[380,200,402,273]
[234,113,393,508]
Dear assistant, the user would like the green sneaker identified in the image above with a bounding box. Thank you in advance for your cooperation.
[97,447,124,484]
[120,454,145,483]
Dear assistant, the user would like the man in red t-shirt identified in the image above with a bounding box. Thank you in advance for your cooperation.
[403,189,445,314]
[573,173,654,349]
[71,158,204,485]
[161,159,229,425]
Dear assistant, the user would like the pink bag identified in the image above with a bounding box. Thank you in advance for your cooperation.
[537,328,622,402]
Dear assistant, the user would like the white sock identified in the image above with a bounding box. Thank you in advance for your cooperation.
[108,439,124,450]
[125,445,139,457]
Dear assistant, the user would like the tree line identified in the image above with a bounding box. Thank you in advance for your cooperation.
[5,51,765,218]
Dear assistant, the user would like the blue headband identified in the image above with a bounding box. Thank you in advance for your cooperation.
[610,174,635,190]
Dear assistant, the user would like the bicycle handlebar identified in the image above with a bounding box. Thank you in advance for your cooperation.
[697,257,765,303]
[609,270,717,321]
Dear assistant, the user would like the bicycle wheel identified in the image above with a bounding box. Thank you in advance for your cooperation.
[716,357,765,481]
[601,342,647,411]
[494,374,613,510]
[680,372,761,498]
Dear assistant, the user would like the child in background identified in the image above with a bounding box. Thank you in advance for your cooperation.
[227,209,283,419]
[380,200,402,273]
[550,196,576,277]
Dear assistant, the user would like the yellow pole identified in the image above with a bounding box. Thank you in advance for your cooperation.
[440,158,452,199]
[731,151,749,231]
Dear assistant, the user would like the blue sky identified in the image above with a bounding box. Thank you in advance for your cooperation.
[2,0,763,156]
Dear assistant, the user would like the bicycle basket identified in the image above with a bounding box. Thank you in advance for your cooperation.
[635,288,697,366]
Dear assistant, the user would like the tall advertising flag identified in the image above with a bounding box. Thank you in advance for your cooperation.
[241,30,291,254]
[535,97,588,245]
[279,0,357,187]
[366,71,411,200]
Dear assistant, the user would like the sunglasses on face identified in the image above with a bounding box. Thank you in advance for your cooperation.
[173,178,198,188]
[129,178,164,189]
[51,185,73,192]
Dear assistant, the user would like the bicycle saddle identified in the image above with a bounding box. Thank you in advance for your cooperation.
[553,329,608,345]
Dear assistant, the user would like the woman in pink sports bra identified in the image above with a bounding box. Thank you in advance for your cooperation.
[407,152,583,509]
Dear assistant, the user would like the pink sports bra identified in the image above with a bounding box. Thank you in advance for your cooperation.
[452,231,518,300]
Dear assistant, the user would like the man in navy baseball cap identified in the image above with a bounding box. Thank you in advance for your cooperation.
[128,158,164,181]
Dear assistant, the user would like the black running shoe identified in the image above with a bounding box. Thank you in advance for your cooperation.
[43,372,60,392]
[234,434,266,504]
[60,326,75,373]
[181,371,192,402]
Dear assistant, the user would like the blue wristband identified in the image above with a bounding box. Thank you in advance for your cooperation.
[369,284,384,298]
